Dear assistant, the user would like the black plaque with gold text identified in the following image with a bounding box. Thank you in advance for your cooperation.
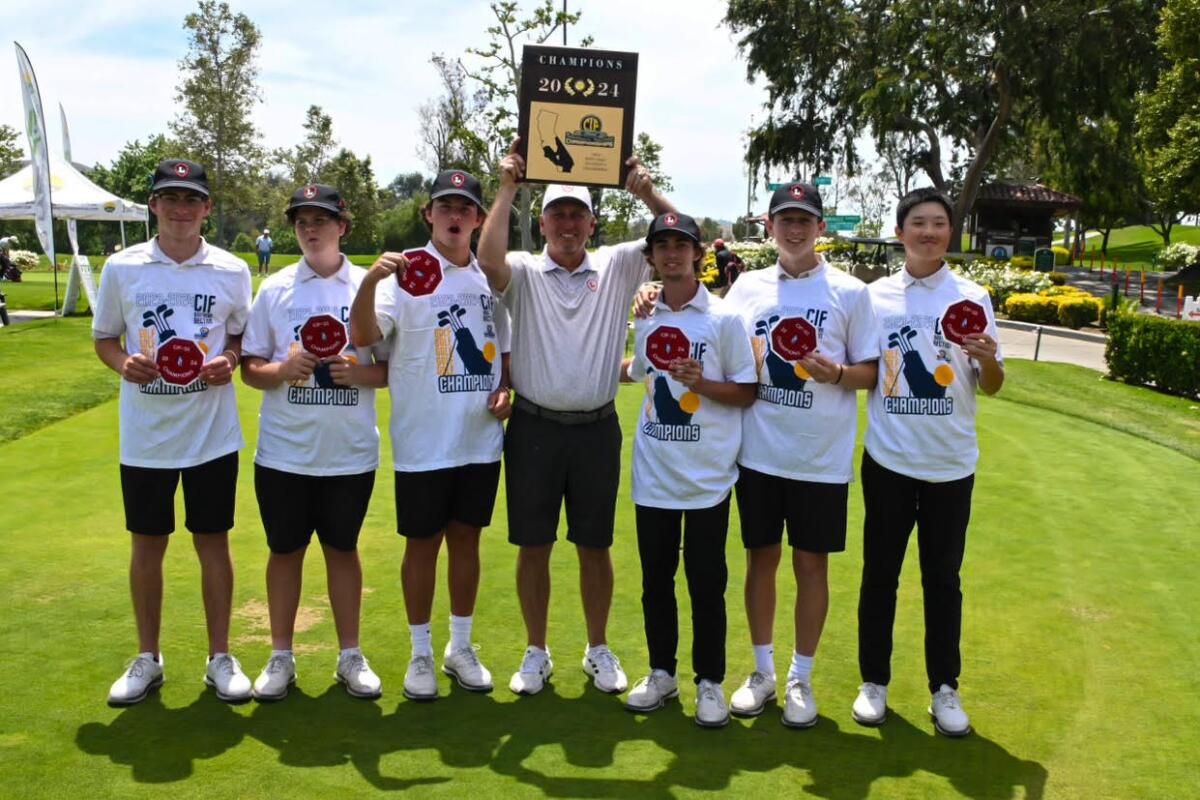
[517,45,638,189]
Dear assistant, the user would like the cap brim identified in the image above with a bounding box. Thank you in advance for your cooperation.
[648,227,700,244]
[769,201,822,218]
[542,197,593,213]
[431,188,486,210]
[151,180,210,197]
[287,200,343,216]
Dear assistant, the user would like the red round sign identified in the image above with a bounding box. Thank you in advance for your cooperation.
[645,325,691,370]
[300,314,348,358]
[770,317,818,361]
[156,338,205,385]
[399,249,443,297]
[174,162,190,178]
[941,300,988,346]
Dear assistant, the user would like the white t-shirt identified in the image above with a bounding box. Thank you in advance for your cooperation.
[723,259,879,484]
[865,264,1004,482]
[503,242,652,411]
[630,285,758,510]
[375,242,511,471]
[241,257,380,476]
[92,237,251,468]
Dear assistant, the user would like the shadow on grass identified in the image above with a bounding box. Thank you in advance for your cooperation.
[76,676,1046,798]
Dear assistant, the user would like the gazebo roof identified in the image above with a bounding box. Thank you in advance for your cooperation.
[973,182,1082,209]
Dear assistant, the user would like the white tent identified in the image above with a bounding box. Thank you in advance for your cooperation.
[0,153,147,222]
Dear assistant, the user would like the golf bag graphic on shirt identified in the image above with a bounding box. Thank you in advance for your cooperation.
[285,313,360,407]
[882,322,955,416]
[434,300,497,394]
[650,370,694,426]
[137,302,208,395]
[752,315,814,409]
[142,304,177,344]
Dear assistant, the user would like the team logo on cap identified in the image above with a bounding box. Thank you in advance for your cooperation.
[303,185,319,199]
[663,213,678,227]
[174,163,190,178]
[450,172,466,188]
[790,184,805,200]
[559,185,576,194]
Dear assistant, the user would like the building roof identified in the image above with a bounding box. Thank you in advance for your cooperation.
[974,182,1082,208]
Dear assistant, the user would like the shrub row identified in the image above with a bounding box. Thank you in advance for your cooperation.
[1004,286,1103,329]
[1105,313,1200,398]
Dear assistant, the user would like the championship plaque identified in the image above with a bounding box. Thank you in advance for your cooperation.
[941,300,988,346]
[517,45,638,188]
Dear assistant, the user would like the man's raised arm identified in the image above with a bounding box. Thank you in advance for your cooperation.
[625,155,676,219]
[478,141,525,294]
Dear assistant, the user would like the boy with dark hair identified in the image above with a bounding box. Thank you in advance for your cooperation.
[853,187,1004,736]
[96,159,253,706]
[350,169,511,701]
[242,184,387,701]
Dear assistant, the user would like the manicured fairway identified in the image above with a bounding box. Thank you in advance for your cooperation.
[0,354,1197,798]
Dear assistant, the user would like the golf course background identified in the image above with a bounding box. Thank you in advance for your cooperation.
[1,317,1198,799]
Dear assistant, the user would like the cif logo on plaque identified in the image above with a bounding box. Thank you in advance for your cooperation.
[517,45,638,188]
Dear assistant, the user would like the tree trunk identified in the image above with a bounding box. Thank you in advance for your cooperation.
[950,68,1013,252]
[1102,227,1111,254]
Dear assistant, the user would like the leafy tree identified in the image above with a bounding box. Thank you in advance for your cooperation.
[465,1,590,249]
[383,172,431,207]
[598,132,672,244]
[724,0,1164,245]
[288,105,337,185]
[877,131,921,202]
[1137,0,1200,245]
[699,217,723,242]
[847,165,888,238]
[378,193,432,251]
[417,55,490,176]
[0,124,22,178]
[91,134,179,206]
[322,148,380,254]
[171,0,264,245]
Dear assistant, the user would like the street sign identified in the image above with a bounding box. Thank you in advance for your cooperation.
[825,214,861,224]
[766,182,784,191]
[826,221,857,232]
[815,176,832,186]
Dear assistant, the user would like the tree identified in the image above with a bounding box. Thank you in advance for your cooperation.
[1137,0,1200,246]
[724,0,1164,246]
[847,165,888,238]
[383,172,430,207]
[598,133,672,244]
[322,148,380,254]
[877,131,921,202]
[417,55,490,176]
[0,124,21,178]
[699,217,723,242]
[378,193,432,251]
[289,105,337,185]
[90,134,178,206]
[464,1,590,249]
[171,0,264,245]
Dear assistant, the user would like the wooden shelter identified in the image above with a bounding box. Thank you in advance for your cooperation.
[966,183,1083,258]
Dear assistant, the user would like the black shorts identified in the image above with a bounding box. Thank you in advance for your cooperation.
[504,405,622,548]
[394,461,502,539]
[120,451,239,536]
[735,464,848,553]
[254,465,376,554]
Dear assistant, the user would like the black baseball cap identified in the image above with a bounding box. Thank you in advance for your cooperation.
[150,159,210,197]
[286,184,347,218]
[769,181,823,219]
[430,170,485,211]
[646,212,701,244]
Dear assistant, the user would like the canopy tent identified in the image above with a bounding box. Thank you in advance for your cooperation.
[0,153,148,223]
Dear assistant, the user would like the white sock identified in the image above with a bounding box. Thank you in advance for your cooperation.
[339,646,361,660]
[526,645,550,659]
[753,644,775,676]
[139,651,157,662]
[788,652,814,684]
[587,643,608,654]
[410,623,433,658]
[270,649,293,659]
[449,614,473,651]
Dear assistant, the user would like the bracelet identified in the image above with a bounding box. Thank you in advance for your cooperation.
[834,364,844,384]
[222,350,239,369]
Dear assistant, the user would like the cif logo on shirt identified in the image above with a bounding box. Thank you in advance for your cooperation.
[435,302,497,394]
[752,314,815,409]
[640,326,702,442]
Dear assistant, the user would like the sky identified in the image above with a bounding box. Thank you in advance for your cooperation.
[0,0,792,222]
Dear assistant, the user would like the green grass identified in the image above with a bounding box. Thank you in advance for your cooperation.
[1,335,1198,797]
[1082,225,1200,270]
[0,317,114,444]
[998,360,1200,461]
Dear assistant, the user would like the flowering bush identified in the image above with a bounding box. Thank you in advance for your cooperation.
[8,250,39,271]
[951,262,1051,308]
[728,241,779,272]
[1051,245,1072,266]
[1153,242,1200,271]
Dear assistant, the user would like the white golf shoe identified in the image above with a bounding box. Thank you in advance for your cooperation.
[107,653,164,707]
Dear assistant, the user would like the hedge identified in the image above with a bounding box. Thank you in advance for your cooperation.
[1105,313,1200,398]
[1004,289,1102,329]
